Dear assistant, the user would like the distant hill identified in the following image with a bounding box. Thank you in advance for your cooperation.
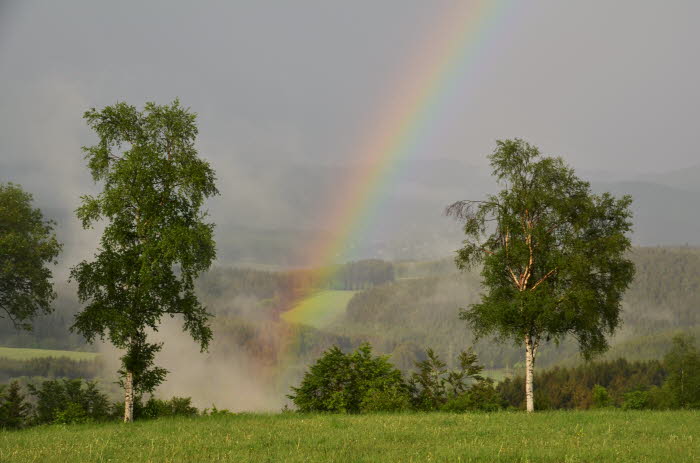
[637,163,700,193]
[34,159,700,268]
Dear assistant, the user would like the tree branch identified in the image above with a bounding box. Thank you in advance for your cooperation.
[531,268,557,291]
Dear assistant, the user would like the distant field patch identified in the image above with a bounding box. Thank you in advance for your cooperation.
[281,290,356,328]
[0,347,99,361]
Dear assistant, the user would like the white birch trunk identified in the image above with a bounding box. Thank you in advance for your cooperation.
[124,370,134,423]
[525,336,535,413]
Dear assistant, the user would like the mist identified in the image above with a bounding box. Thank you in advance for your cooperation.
[2,1,700,272]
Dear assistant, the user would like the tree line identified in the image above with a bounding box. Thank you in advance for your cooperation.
[0,377,228,429]
[287,333,700,414]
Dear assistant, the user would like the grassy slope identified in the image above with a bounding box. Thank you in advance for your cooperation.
[281,290,356,329]
[1,411,698,462]
[0,347,98,361]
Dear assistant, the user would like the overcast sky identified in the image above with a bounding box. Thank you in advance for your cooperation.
[1,1,699,261]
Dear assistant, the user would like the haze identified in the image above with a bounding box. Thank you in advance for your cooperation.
[1,1,699,266]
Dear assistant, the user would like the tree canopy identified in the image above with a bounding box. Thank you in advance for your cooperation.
[447,139,635,411]
[71,100,218,421]
[0,183,62,330]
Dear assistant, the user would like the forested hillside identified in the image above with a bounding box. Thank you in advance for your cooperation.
[1,247,698,390]
[330,247,700,369]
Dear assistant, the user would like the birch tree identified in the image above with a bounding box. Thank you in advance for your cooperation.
[446,139,634,412]
[71,100,218,422]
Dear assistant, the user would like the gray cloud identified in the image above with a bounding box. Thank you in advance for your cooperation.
[1,0,699,267]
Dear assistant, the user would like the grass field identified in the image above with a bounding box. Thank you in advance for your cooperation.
[1,411,697,462]
[281,290,356,328]
[0,347,99,361]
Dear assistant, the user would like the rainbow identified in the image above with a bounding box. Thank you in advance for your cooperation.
[273,0,514,364]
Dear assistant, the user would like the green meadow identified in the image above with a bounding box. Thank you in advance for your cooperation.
[1,411,697,462]
[281,290,356,328]
[0,347,99,362]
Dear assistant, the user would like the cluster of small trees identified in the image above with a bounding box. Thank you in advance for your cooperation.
[290,334,700,414]
[0,378,221,429]
[288,344,501,413]
[499,334,700,410]
[498,358,664,410]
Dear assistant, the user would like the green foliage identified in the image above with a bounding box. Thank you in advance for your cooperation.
[290,343,497,413]
[0,375,219,428]
[71,100,218,402]
[591,385,612,408]
[441,379,503,412]
[663,334,700,408]
[360,386,411,412]
[27,379,111,424]
[53,402,89,424]
[141,396,199,419]
[646,384,676,410]
[447,139,635,358]
[0,183,62,330]
[621,390,650,410]
[409,348,485,411]
[498,358,666,410]
[0,381,31,429]
[288,343,407,413]
[409,348,447,410]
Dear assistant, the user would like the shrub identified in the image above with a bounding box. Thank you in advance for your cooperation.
[410,348,485,411]
[28,379,110,424]
[288,343,406,413]
[204,405,234,416]
[360,386,411,412]
[591,385,612,408]
[622,390,649,410]
[442,380,503,412]
[53,402,88,424]
[112,396,199,420]
[646,384,675,410]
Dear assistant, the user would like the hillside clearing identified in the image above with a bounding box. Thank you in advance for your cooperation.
[281,290,356,328]
[0,347,99,361]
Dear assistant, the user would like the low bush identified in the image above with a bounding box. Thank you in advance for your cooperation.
[622,390,650,410]
[441,380,503,412]
[141,397,199,419]
[28,379,111,424]
[591,385,612,408]
[409,348,487,411]
[290,343,499,413]
[360,386,411,412]
[288,343,407,413]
